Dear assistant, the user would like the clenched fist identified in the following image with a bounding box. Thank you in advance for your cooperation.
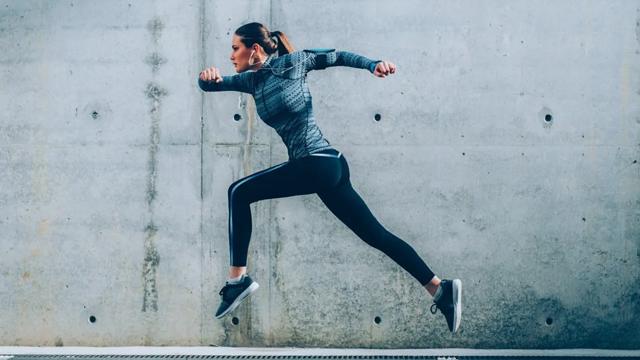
[199,66,223,83]
[373,61,396,78]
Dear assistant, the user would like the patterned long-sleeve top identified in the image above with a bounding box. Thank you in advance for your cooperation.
[198,49,381,160]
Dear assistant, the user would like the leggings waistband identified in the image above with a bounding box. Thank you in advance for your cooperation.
[308,148,342,159]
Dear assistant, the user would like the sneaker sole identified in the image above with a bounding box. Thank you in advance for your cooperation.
[215,281,259,319]
[452,279,462,333]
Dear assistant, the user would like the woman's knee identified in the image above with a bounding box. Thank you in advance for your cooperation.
[228,180,249,204]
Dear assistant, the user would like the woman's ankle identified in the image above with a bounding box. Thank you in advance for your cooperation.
[229,266,247,279]
[424,276,441,297]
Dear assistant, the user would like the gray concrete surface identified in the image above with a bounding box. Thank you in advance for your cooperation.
[1,0,639,349]
[2,346,640,358]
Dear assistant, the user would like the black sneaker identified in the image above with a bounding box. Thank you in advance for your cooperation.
[430,278,462,333]
[214,275,259,319]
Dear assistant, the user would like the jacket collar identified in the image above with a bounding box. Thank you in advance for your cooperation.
[255,53,276,72]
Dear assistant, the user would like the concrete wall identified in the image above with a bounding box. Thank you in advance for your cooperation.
[1,0,639,348]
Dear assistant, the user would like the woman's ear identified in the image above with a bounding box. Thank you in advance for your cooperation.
[254,44,267,56]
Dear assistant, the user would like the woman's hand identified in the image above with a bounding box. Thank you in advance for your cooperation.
[373,61,396,78]
[199,66,223,83]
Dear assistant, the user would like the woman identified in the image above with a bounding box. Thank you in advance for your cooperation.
[198,22,462,333]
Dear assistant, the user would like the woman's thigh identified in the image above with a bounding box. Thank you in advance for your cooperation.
[229,156,342,203]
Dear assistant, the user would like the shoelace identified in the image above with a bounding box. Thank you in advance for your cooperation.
[218,282,236,296]
[430,302,440,314]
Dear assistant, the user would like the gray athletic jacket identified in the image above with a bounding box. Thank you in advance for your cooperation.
[198,49,381,160]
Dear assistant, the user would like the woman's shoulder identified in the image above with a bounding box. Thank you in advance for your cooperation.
[272,50,309,65]
[272,49,335,65]
[262,51,313,79]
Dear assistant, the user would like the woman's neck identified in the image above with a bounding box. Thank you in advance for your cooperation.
[252,53,271,70]
[248,54,264,70]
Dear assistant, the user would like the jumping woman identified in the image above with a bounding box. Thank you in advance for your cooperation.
[198,22,462,333]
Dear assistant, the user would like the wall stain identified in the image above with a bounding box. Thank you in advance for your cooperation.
[145,82,168,102]
[141,16,168,312]
[145,52,167,74]
[636,8,640,48]
[147,17,164,44]
[144,82,167,206]
[467,216,488,232]
[142,221,160,312]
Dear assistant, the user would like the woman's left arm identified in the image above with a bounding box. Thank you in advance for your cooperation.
[303,49,396,77]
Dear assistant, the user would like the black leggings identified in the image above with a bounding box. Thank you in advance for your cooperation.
[227,148,436,286]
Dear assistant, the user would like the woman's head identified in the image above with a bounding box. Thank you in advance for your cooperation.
[230,22,294,72]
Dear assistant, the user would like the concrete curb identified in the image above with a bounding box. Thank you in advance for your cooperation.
[0,347,639,357]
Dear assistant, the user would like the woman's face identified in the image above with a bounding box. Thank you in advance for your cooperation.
[230,34,255,73]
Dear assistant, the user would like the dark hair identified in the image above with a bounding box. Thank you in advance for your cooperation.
[234,22,294,55]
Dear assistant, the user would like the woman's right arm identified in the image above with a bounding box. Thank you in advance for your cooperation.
[198,66,254,94]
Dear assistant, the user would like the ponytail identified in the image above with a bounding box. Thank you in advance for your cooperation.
[270,30,294,55]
